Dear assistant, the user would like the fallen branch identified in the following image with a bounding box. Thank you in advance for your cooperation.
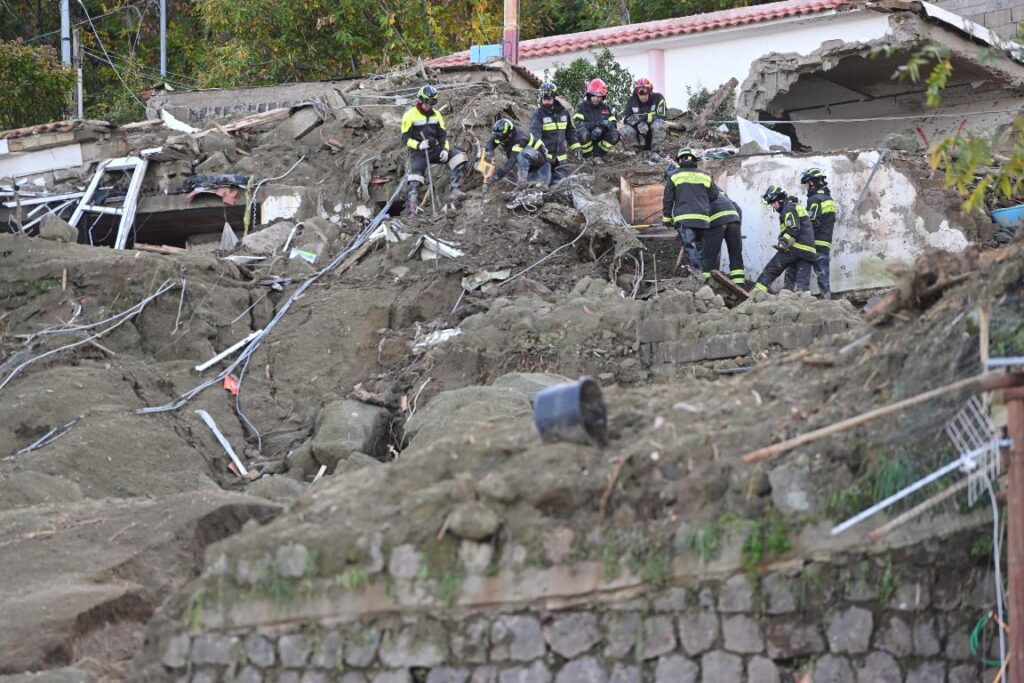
[598,454,632,519]
[743,372,1023,464]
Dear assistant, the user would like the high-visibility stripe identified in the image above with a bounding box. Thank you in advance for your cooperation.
[731,276,745,284]
[794,242,816,254]
[670,171,711,187]
[580,142,593,153]
[795,205,809,217]
[542,122,559,131]
[673,214,709,223]
[530,136,544,150]
[710,209,739,221]
[815,240,832,248]
[598,140,614,151]
[820,199,837,213]
[729,268,745,276]
[701,272,711,280]
[406,138,420,150]
[547,153,568,161]
[755,282,768,292]
[573,112,584,121]
[512,145,523,152]
[569,143,581,151]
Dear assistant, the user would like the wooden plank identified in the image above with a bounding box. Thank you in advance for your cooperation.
[1007,387,1024,683]
[711,269,749,299]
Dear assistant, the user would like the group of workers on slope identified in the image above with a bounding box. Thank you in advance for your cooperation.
[664,149,836,297]
[398,77,665,212]
[399,81,836,297]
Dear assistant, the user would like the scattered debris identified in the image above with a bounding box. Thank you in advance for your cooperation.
[194,409,248,477]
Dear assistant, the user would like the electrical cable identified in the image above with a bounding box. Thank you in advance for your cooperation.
[23,1,148,44]
[75,0,145,108]
[81,47,199,89]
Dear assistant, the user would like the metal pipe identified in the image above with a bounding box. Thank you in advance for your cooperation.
[194,410,248,477]
[990,358,1024,368]
[503,0,519,65]
[60,0,71,65]
[160,0,167,78]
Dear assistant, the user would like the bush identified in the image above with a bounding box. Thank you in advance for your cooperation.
[544,48,634,112]
[0,40,75,130]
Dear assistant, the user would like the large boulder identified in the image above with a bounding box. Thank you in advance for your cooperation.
[311,400,391,472]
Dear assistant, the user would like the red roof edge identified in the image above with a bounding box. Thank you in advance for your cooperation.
[427,0,853,67]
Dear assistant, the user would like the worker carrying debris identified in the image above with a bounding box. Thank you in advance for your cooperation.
[573,78,620,163]
[754,185,816,293]
[799,167,837,299]
[400,85,469,215]
[701,191,746,285]
[619,77,667,152]
[529,82,582,182]
[484,118,552,187]
[662,147,719,275]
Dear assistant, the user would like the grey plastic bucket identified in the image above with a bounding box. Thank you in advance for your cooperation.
[532,376,608,446]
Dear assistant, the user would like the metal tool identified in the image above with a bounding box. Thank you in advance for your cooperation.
[422,137,437,217]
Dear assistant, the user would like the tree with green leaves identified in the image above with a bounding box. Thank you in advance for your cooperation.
[0,40,75,129]
[889,43,1023,214]
[544,48,634,111]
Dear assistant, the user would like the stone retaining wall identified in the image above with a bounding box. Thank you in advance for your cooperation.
[157,558,991,683]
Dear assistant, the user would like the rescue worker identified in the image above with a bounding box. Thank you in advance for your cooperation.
[484,118,552,187]
[701,191,746,285]
[662,148,719,275]
[754,185,816,293]
[529,82,581,182]
[400,85,468,215]
[620,77,667,152]
[573,78,619,163]
[801,167,837,299]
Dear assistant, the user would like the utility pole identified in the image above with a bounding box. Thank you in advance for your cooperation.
[160,0,167,79]
[1007,385,1024,683]
[60,0,71,65]
[73,28,83,119]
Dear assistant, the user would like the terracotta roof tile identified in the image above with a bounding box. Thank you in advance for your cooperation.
[427,0,852,67]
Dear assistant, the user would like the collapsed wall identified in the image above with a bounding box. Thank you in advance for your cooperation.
[737,11,1024,151]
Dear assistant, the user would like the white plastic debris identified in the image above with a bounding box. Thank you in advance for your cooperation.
[160,108,199,134]
[737,115,792,153]
[413,327,462,351]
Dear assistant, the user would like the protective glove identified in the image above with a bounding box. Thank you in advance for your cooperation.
[625,114,640,126]
[592,126,604,139]
[574,148,584,162]
[662,215,672,226]
[778,234,795,250]
[418,139,431,150]
[637,122,649,136]
[438,149,448,163]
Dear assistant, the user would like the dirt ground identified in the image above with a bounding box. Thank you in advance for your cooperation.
[1,66,1018,679]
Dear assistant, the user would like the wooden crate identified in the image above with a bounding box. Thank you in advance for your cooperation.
[619,168,665,227]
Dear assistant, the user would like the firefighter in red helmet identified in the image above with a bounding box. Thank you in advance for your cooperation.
[572,78,619,163]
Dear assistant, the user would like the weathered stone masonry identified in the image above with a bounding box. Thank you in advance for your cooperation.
[158,556,991,683]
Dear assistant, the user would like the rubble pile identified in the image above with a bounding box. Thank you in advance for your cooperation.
[0,64,1018,682]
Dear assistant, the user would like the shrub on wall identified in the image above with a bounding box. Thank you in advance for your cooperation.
[0,40,75,130]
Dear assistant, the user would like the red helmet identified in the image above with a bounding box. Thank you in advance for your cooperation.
[635,77,653,92]
[586,78,608,97]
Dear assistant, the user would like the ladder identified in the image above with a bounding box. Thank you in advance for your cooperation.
[68,155,149,250]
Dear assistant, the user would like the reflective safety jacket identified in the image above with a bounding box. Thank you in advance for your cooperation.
[777,198,817,261]
[529,101,580,162]
[662,163,719,229]
[486,125,548,178]
[806,188,837,250]
[401,105,449,152]
[573,98,616,131]
[709,194,741,228]
[621,91,667,125]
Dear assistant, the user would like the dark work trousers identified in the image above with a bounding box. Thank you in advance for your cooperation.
[724,222,745,283]
[760,249,812,292]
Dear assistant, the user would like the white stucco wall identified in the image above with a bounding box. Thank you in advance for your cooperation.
[712,153,969,293]
[521,11,891,108]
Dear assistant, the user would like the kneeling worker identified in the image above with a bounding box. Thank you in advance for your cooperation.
[529,82,581,182]
[574,79,619,162]
[401,85,468,215]
[620,77,667,152]
[485,118,552,187]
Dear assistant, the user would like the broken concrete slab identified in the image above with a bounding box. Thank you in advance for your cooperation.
[261,106,324,144]
[196,150,232,174]
[241,221,295,255]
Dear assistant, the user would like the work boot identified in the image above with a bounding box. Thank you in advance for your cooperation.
[405,182,420,217]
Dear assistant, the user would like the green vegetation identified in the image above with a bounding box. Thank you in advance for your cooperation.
[741,509,791,572]
[336,568,370,592]
[437,568,465,607]
[0,40,75,129]
[686,83,737,132]
[545,48,634,111]
[600,531,675,588]
[825,448,925,521]
[184,589,205,630]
